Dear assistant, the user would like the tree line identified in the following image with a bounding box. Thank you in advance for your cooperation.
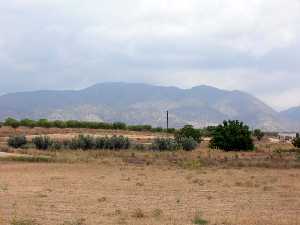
[1,117,176,133]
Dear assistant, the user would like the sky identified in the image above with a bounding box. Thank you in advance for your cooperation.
[1,0,300,111]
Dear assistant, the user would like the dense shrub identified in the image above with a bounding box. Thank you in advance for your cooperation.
[68,135,95,150]
[175,125,202,144]
[253,129,264,141]
[180,137,198,151]
[292,133,300,148]
[107,135,130,149]
[209,120,254,151]
[8,135,27,148]
[50,140,63,150]
[151,138,179,151]
[201,126,217,137]
[32,136,53,150]
[66,135,130,150]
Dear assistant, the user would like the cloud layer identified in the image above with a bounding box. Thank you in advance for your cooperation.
[1,0,300,110]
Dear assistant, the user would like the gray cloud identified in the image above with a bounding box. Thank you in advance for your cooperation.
[0,0,300,110]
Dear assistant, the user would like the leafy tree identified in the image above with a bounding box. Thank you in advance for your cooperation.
[4,117,20,129]
[113,122,127,130]
[209,120,254,151]
[20,118,36,128]
[292,133,300,148]
[37,119,51,128]
[253,129,264,141]
[175,125,202,143]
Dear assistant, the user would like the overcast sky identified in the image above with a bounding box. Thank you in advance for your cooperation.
[1,0,300,110]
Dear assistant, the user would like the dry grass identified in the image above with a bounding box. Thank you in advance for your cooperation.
[0,162,299,225]
[0,127,300,225]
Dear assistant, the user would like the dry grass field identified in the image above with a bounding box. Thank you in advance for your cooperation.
[0,127,300,225]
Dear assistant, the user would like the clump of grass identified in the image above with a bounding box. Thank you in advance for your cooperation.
[132,208,145,218]
[193,212,208,225]
[10,219,38,225]
[152,209,163,218]
[0,155,52,163]
[61,219,86,225]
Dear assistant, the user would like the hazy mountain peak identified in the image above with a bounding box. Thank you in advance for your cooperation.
[0,82,296,131]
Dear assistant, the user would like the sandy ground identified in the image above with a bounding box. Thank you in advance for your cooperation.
[0,162,300,225]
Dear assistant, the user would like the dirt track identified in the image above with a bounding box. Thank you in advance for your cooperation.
[1,162,300,225]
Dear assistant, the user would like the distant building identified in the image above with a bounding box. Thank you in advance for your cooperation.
[278,132,298,142]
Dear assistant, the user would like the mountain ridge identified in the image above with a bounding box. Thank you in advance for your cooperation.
[0,82,297,131]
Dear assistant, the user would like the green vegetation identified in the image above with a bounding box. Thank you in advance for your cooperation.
[253,129,265,141]
[193,213,208,225]
[2,117,175,133]
[175,125,202,143]
[10,219,38,225]
[180,137,198,151]
[7,135,27,148]
[151,138,179,151]
[292,133,300,148]
[32,136,53,150]
[209,120,254,151]
[4,117,20,129]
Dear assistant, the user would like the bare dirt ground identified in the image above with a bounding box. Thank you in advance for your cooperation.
[1,162,300,225]
[0,127,300,225]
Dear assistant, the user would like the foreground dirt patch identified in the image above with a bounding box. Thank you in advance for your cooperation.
[0,163,299,225]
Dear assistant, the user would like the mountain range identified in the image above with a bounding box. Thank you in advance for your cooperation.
[0,82,299,131]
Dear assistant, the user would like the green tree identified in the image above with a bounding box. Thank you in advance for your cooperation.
[175,125,202,143]
[209,120,254,151]
[4,117,20,129]
[20,118,36,128]
[292,133,300,148]
[253,129,264,141]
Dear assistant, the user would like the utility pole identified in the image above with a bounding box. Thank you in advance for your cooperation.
[166,110,169,133]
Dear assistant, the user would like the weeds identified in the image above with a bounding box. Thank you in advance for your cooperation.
[193,212,208,225]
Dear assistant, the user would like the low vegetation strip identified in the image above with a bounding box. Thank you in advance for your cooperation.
[1,117,176,133]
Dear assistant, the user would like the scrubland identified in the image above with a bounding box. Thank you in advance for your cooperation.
[0,126,299,225]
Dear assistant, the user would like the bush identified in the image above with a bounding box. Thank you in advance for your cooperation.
[7,135,27,148]
[68,135,95,150]
[32,136,53,150]
[180,137,198,151]
[151,138,179,151]
[292,133,300,148]
[50,141,63,150]
[175,125,202,143]
[253,129,264,141]
[105,135,130,150]
[209,120,254,151]
[67,135,130,150]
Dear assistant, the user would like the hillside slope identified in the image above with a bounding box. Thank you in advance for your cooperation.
[0,82,290,131]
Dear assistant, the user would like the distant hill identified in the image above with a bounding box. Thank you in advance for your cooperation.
[0,82,293,131]
[280,106,300,129]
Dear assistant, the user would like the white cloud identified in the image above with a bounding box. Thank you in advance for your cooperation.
[0,0,300,109]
